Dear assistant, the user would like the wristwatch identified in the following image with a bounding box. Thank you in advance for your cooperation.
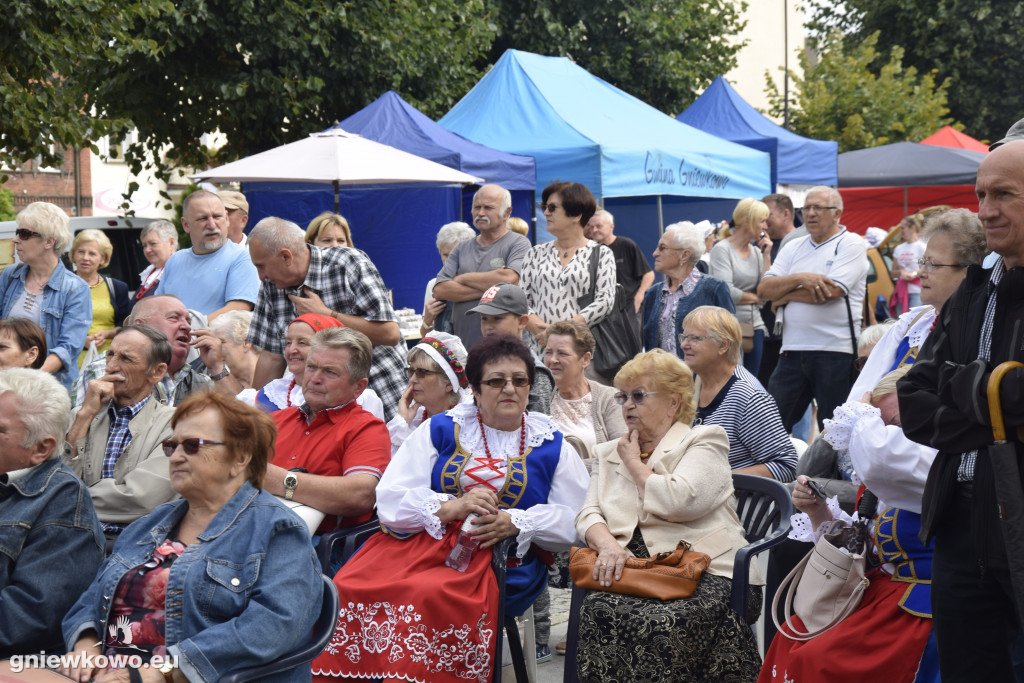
[156,660,175,682]
[283,471,300,500]
[209,364,231,382]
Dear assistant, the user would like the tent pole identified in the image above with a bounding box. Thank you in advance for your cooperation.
[657,195,664,234]
[334,180,340,213]
[903,186,908,217]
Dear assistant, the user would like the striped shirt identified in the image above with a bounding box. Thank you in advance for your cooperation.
[695,366,798,482]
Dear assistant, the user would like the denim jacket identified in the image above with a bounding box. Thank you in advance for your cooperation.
[0,262,91,388]
[63,482,324,682]
[0,457,104,658]
[640,274,735,354]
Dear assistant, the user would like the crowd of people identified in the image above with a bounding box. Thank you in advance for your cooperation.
[2,122,1024,682]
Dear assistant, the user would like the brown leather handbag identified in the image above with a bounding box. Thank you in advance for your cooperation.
[568,541,710,601]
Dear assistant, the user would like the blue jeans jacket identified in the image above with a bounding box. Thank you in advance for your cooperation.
[0,457,104,658]
[63,482,324,682]
[640,275,735,354]
[0,262,91,388]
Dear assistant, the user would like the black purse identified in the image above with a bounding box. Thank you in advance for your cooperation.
[577,246,642,378]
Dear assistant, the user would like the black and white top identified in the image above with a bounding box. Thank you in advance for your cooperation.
[519,241,616,355]
[695,365,797,482]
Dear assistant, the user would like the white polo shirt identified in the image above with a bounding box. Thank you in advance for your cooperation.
[762,228,868,353]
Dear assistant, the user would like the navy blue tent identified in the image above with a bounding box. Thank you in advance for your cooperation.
[677,76,838,187]
[243,92,537,311]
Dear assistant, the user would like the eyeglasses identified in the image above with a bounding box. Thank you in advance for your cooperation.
[678,334,714,345]
[539,202,562,214]
[655,243,686,252]
[917,258,965,273]
[613,390,659,405]
[481,376,531,389]
[406,366,443,380]
[161,438,226,457]
[803,205,837,213]
[14,228,41,240]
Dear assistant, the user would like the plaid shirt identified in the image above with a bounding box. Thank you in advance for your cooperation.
[101,396,150,533]
[958,256,1005,482]
[247,246,407,420]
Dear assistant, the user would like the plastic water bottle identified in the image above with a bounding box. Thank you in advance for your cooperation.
[445,513,480,571]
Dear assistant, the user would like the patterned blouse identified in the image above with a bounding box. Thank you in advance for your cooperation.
[519,241,616,355]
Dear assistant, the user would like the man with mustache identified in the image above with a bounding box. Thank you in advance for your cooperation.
[64,325,176,545]
[155,190,259,321]
[432,184,531,350]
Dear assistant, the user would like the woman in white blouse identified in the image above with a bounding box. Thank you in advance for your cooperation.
[312,334,589,683]
[387,331,470,455]
[521,181,616,356]
[708,198,773,375]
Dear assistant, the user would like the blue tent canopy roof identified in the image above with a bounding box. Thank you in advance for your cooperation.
[439,50,770,202]
[339,90,536,190]
[677,76,838,187]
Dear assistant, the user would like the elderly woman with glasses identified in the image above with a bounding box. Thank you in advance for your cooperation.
[520,181,615,355]
[62,391,324,683]
[0,202,91,388]
[574,349,762,682]
[136,220,178,300]
[388,331,470,455]
[641,221,734,359]
[680,306,797,482]
[312,334,589,683]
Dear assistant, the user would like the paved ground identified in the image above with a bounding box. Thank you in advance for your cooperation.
[533,587,570,683]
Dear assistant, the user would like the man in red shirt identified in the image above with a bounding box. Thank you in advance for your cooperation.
[264,326,389,532]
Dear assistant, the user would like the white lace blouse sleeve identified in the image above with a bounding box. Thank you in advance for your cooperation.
[375,417,454,539]
[506,438,591,558]
[788,496,853,543]
[847,419,936,514]
[386,406,424,457]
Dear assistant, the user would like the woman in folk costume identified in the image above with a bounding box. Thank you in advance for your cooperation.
[312,334,589,683]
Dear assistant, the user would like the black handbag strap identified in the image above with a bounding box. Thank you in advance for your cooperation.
[835,235,857,356]
[586,244,600,298]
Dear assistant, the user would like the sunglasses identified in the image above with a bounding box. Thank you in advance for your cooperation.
[15,228,42,240]
[613,390,659,405]
[161,438,226,457]
[405,366,442,380]
[481,376,531,389]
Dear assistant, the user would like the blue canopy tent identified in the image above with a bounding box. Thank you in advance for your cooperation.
[676,76,838,188]
[438,50,771,258]
[242,92,536,310]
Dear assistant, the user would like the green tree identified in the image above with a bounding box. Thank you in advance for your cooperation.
[765,31,953,153]
[487,0,746,116]
[807,0,1023,142]
[0,188,15,221]
[84,0,497,183]
[0,0,171,178]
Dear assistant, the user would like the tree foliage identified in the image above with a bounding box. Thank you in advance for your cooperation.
[0,188,15,221]
[83,0,497,183]
[487,0,746,116]
[765,31,953,153]
[0,0,170,177]
[807,0,1024,142]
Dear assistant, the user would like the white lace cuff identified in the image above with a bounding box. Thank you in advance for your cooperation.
[823,402,880,451]
[788,496,855,543]
[506,509,535,558]
[420,492,455,540]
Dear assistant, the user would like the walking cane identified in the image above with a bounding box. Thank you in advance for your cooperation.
[987,361,1024,631]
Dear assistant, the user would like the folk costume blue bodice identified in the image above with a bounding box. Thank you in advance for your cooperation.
[874,507,933,618]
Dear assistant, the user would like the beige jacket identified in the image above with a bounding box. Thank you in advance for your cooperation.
[64,398,178,524]
[575,421,762,583]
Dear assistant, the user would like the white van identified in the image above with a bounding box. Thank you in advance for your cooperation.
[0,215,165,290]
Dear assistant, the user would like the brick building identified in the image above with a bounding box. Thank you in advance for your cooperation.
[3,146,93,217]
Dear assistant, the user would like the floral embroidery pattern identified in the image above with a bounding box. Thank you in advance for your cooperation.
[324,601,493,682]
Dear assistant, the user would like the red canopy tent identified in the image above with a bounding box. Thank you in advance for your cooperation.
[920,125,989,153]
[839,128,985,234]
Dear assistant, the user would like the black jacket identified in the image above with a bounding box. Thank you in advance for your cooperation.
[898,263,1024,560]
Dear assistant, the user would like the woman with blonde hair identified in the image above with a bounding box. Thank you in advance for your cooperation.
[305,212,353,248]
[71,228,132,362]
[709,198,773,374]
[574,348,762,681]
[0,202,91,388]
[681,305,797,481]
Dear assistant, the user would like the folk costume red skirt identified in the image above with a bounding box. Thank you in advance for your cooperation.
[312,524,499,683]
